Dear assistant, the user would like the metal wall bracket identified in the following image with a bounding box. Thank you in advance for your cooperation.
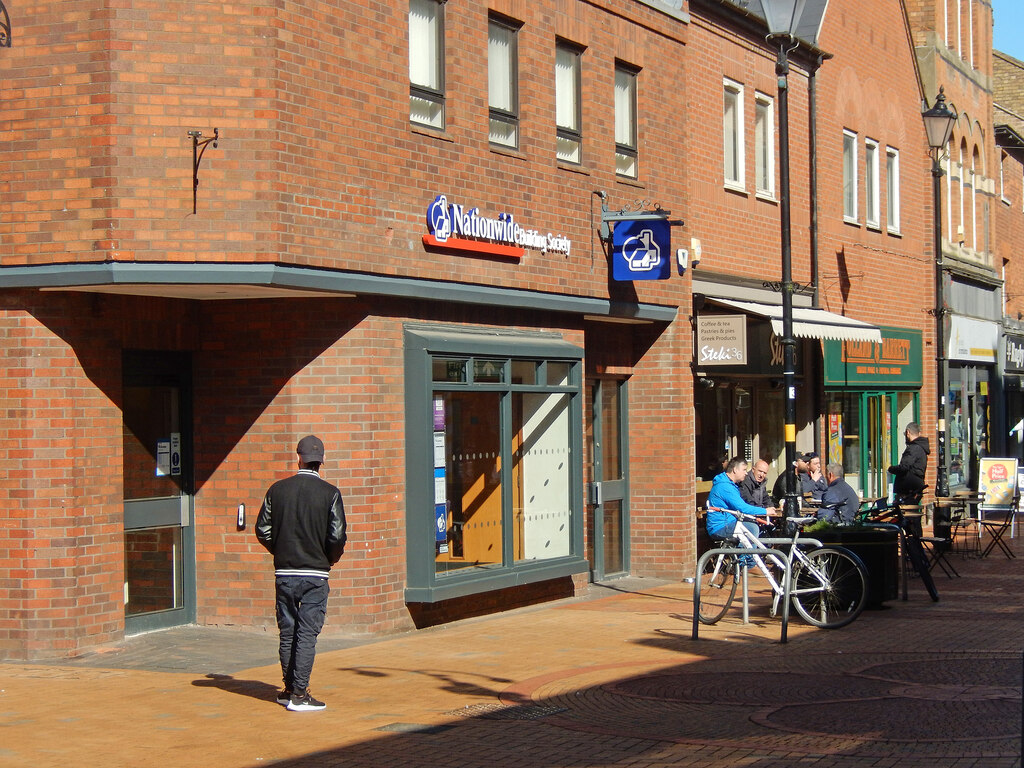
[1,1,11,47]
[188,128,220,214]
[596,195,683,243]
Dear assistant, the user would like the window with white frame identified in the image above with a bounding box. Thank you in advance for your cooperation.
[555,41,583,164]
[1000,150,1009,203]
[755,93,774,196]
[724,80,744,189]
[488,15,520,148]
[886,147,900,233]
[409,0,445,129]
[843,130,858,222]
[865,138,880,228]
[614,63,638,178]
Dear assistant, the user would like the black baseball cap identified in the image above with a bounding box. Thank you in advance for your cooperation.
[296,435,325,463]
[800,451,819,461]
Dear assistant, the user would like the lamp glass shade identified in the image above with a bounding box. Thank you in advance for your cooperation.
[759,0,830,45]
[922,94,957,150]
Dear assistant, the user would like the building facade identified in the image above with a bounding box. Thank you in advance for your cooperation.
[2,0,1019,661]
[0,0,697,660]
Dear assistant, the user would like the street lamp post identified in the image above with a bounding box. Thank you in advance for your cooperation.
[922,88,957,497]
[761,0,830,519]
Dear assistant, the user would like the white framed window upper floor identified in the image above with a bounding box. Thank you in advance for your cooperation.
[615,62,639,179]
[555,40,583,165]
[843,129,858,223]
[409,0,445,129]
[886,146,900,234]
[865,138,880,229]
[488,14,521,149]
[723,79,745,191]
[1000,150,1010,205]
[755,92,775,199]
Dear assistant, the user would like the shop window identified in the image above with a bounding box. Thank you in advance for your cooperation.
[404,327,587,603]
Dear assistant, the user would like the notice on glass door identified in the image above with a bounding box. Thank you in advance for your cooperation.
[156,439,171,476]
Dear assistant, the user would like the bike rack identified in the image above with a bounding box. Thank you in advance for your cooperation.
[691,536,823,645]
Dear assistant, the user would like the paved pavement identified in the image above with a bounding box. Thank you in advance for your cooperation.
[2,541,1022,768]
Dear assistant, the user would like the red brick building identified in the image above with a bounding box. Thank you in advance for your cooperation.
[686,0,934,501]
[0,0,694,660]
[0,0,1012,661]
[993,49,1024,458]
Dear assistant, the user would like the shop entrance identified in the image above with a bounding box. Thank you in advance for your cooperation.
[948,366,991,488]
[122,351,196,633]
[827,391,917,499]
[588,378,629,580]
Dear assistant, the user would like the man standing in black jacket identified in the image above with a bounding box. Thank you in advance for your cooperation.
[256,435,347,712]
[888,422,930,500]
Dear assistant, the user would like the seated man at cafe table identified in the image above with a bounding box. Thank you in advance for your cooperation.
[706,457,779,540]
[817,462,861,525]
[772,452,810,508]
[739,459,773,509]
[801,452,828,502]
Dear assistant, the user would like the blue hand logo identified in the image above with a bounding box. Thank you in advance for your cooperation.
[428,195,453,242]
[622,229,662,272]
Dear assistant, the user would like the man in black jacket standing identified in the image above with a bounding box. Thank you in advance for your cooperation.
[256,435,347,712]
[888,422,929,501]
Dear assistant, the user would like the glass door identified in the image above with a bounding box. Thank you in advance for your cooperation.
[587,378,629,580]
[864,394,892,499]
[122,351,195,633]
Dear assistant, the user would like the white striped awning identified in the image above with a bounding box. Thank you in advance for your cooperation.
[707,298,883,343]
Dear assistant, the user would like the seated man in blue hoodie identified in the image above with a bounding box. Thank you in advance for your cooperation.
[706,456,779,540]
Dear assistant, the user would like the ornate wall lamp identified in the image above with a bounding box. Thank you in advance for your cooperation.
[188,128,220,214]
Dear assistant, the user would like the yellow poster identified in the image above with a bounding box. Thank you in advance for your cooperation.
[977,458,1018,507]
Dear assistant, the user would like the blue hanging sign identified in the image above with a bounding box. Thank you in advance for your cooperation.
[612,218,671,281]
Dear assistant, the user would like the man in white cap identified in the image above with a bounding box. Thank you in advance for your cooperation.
[256,435,347,712]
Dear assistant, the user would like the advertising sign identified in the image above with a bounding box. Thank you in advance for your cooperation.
[823,327,922,388]
[1004,333,1024,374]
[611,218,671,281]
[696,315,746,366]
[423,194,571,260]
[978,457,1018,508]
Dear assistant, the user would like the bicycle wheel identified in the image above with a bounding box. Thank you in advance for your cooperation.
[790,546,868,629]
[902,533,940,603]
[697,553,738,624]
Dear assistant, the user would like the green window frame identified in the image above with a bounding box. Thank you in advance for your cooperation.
[403,325,588,603]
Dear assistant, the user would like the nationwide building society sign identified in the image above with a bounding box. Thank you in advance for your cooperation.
[424,194,572,260]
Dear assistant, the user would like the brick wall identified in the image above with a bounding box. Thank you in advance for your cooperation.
[0,292,124,659]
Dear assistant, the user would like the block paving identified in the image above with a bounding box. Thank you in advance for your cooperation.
[1,534,1021,768]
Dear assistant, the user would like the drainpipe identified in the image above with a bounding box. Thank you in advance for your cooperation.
[808,53,829,457]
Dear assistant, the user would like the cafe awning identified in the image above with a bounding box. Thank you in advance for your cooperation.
[707,298,883,343]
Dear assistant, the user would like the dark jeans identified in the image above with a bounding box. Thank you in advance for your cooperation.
[275,576,329,693]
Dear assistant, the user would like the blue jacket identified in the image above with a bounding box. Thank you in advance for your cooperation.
[706,472,770,536]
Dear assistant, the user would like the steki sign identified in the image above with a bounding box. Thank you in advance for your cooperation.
[424,194,572,260]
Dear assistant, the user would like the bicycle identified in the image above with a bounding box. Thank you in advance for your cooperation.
[697,509,869,629]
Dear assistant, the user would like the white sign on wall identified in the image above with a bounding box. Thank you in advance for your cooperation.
[697,315,747,366]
